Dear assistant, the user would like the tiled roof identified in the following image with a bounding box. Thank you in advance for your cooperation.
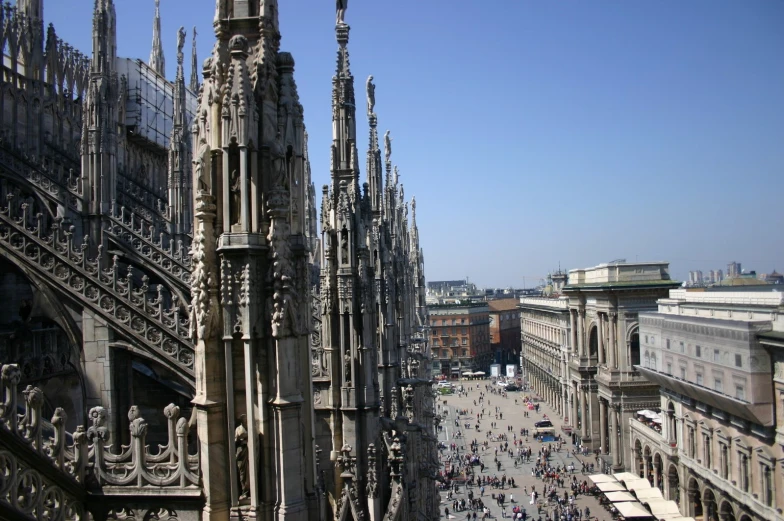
[488,298,519,312]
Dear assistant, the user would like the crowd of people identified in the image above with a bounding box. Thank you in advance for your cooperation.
[437,379,603,521]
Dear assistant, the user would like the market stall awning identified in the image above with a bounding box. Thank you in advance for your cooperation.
[624,478,653,491]
[605,491,637,502]
[644,499,680,518]
[663,518,695,521]
[474,371,485,375]
[597,482,626,492]
[613,472,640,481]
[462,372,474,376]
[634,488,664,501]
[615,501,655,518]
[589,473,619,484]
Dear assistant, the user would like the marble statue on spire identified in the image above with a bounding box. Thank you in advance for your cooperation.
[384,130,392,164]
[336,0,347,25]
[366,75,375,116]
[176,26,186,61]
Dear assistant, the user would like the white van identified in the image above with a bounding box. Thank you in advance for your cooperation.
[437,381,453,388]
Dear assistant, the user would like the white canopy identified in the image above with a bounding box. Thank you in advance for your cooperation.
[613,472,640,481]
[597,482,626,492]
[663,518,695,521]
[605,491,637,502]
[589,473,619,484]
[624,478,653,491]
[637,410,659,419]
[615,501,655,518]
[644,499,681,518]
[462,372,473,376]
[634,488,664,500]
[474,371,486,375]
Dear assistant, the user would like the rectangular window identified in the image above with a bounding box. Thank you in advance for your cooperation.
[695,345,701,357]
[735,354,742,367]
[462,338,467,345]
[680,341,685,353]
[735,385,745,401]
[441,350,448,358]
[645,335,649,343]
[433,339,439,347]
[681,367,686,380]
[714,349,720,362]
[462,349,467,357]
[667,363,672,375]
[666,339,671,350]
[714,378,722,393]
[696,373,703,385]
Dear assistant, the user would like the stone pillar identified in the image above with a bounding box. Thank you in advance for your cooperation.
[571,385,578,428]
[608,404,617,462]
[580,387,588,438]
[609,312,617,369]
[613,408,622,469]
[570,310,577,353]
[599,399,607,454]
[597,313,605,364]
[577,310,585,356]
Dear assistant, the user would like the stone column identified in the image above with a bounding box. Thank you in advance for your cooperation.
[612,408,622,469]
[580,387,588,439]
[571,385,578,428]
[577,310,585,356]
[608,404,617,461]
[599,399,607,454]
[609,312,617,369]
[597,313,605,364]
[570,310,577,353]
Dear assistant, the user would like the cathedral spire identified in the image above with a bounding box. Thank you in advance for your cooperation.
[366,75,383,216]
[189,26,198,92]
[91,0,117,75]
[149,0,165,76]
[331,20,359,189]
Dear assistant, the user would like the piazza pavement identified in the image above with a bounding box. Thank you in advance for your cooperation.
[436,379,618,521]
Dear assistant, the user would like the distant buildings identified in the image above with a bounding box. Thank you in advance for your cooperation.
[635,287,784,521]
[428,303,491,377]
[689,270,704,285]
[488,299,522,367]
[728,261,743,279]
[709,269,724,284]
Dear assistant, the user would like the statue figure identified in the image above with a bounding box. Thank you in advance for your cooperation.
[177,26,186,58]
[366,75,375,116]
[229,169,241,225]
[344,351,351,384]
[235,418,250,499]
[384,130,392,164]
[336,0,348,25]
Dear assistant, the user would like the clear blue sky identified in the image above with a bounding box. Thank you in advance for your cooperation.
[43,1,784,287]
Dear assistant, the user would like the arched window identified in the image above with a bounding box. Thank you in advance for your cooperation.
[644,351,650,368]
[630,332,641,366]
[650,353,657,370]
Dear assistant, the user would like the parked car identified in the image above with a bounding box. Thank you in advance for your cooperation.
[504,384,519,391]
[437,381,453,388]
[534,419,553,429]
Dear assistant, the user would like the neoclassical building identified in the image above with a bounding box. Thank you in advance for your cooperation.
[634,288,784,521]
[562,261,679,469]
[520,295,571,420]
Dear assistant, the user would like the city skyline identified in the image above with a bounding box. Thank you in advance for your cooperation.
[42,0,784,287]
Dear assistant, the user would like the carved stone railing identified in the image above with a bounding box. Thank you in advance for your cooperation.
[116,172,169,224]
[0,138,82,211]
[0,197,195,381]
[0,364,199,520]
[105,201,192,292]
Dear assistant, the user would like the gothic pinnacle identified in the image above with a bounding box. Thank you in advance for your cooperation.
[149,0,165,76]
[189,26,198,92]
